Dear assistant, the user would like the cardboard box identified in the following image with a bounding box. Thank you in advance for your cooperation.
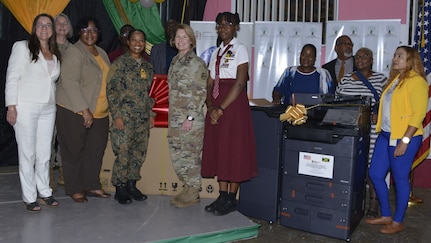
[100,128,219,198]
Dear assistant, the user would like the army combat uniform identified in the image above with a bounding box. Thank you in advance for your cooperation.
[107,52,155,186]
[167,49,208,191]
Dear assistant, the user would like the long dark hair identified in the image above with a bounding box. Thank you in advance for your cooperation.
[28,13,61,62]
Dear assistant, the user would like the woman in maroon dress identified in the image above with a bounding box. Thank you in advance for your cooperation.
[202,12,257,216]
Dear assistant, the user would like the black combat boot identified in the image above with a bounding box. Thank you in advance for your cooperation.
[115,184,132,205]
[126,180,147,201]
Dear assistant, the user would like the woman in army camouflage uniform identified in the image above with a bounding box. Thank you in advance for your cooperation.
[167,24,208,208]
[107,29,155,204]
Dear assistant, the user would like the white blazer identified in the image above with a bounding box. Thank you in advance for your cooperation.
[5,40,60,106]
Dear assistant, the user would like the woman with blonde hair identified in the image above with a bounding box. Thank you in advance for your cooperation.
[168,24,208,208]
[366,46,428,234]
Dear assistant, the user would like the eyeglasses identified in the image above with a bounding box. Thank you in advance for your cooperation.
[216,22,234,29]
[36,23,52,29]
[337,42,354,47]
[81,28,99,34]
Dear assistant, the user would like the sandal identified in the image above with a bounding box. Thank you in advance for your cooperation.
[24,202,41,213]
[38,196,59,208]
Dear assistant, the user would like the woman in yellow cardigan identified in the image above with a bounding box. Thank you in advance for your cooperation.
[366,46,428,234]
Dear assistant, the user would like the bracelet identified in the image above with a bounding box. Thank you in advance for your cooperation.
[218,105,225,111]
[207,104,213,109]
[8,107,16,111]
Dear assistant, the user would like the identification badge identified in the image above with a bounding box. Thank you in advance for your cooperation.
[140,69,147,79]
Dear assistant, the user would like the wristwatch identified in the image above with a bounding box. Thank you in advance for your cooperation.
[401,136,410,144]
[187,115,194,121]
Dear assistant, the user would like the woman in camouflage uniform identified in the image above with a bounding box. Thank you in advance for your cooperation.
[107,29,155,204]
[167,24,208,208]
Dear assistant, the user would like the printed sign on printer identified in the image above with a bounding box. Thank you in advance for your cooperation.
[298,152,334,179]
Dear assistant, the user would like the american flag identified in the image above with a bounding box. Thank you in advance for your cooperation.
[412,0,431,170]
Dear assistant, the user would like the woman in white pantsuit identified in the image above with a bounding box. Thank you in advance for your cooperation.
[5,13,61,212]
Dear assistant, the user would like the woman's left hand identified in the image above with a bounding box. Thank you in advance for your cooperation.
[182,119,193,131]
[394,142,408,158]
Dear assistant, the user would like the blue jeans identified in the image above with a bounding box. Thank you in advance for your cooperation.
[369,131,422,223]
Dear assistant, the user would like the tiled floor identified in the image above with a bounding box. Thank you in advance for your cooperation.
[1,166,431,243]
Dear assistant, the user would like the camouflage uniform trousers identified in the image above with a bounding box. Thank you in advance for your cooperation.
[110,117,150,186]
[167,126,204,190]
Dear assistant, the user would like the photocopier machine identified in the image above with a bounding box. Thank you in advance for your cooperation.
[239,93,371,241]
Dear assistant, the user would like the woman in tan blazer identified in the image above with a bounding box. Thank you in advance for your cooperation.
[56,16,111,203]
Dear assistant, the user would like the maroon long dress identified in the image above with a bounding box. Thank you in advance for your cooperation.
[201,78,258,182]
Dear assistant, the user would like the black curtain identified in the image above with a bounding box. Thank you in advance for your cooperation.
[159,0,207,25]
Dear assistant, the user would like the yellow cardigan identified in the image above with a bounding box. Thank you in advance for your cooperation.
[375,70,428,139]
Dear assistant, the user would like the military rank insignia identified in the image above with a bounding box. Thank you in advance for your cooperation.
[140,69,147,79]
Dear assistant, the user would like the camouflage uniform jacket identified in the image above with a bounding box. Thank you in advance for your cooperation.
[107,52,155,120]
[168,50,208,128]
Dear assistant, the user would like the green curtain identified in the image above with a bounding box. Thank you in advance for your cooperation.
[102,0,165,46]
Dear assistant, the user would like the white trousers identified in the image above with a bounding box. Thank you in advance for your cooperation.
[14,102,55,203]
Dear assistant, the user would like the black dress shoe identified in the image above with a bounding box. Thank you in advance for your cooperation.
[126,180,147,201]
[213,198,236,216]
[205,196,223,213]
[115,185,132,205]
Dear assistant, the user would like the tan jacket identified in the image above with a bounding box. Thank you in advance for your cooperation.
[56,39,110,113]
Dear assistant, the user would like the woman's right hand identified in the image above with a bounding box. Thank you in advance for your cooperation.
[371,113,377,124]
[6,106,17,126]
[114,117,125,130]
[82,109,94,128]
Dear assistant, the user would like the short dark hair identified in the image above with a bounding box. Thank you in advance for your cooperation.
[215,12,241,25]
[128,29,146,41]
[301,44,317,58]
[74,16,102,42]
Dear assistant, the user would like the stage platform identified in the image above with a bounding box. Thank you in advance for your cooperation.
[0,171,258,243]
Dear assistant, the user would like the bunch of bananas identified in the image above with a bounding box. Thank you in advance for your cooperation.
[279,104,308,125]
